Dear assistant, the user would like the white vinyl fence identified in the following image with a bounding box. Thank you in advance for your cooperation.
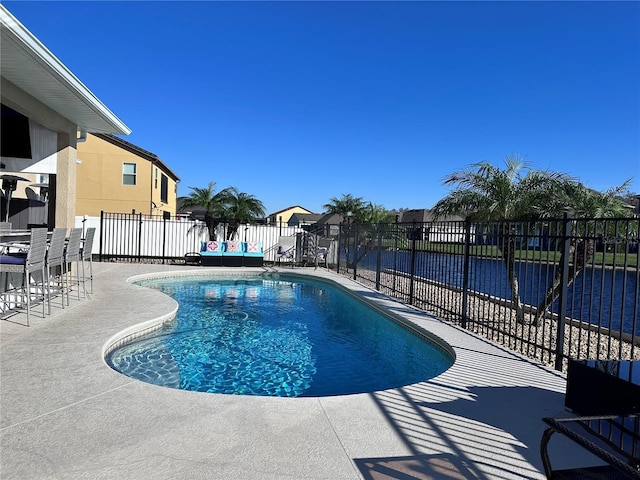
[76,214,309,263]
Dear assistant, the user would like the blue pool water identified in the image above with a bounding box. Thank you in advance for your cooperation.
[106,274,454,397]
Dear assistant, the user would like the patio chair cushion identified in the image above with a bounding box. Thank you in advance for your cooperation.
[224,240,243,255]
[244,242,263,259]
[201,241,223,257]
[205,241,222,253]
[245,241,261,254]
[0,254,26,265]
[242,241,263,266]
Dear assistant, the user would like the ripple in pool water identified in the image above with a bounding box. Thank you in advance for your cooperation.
[107,275,453,397]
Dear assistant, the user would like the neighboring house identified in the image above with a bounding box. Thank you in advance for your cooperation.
[0,5,130,228]
[176,197,204,220]
[400,208,463,223]
[267,205,312,225]
[310,213,343,236]
[399,208,467,243]
[76,133,180,217]
[400,208,433,223]
[288,213,323,228]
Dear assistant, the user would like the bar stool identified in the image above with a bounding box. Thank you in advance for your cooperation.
[80,227,95,296]
[64,228,83,305]
[45,228,67,313]
[0,228,48,326]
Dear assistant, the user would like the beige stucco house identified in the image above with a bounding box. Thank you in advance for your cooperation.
[0,5,130,229]
[267,205,313,226]
[76,133,179,217]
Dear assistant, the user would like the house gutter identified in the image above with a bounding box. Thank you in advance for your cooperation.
[0,5,131,135]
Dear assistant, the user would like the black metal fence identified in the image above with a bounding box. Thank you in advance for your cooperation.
[97,211,639,372]
[336,215,639,372]
[98,212,206,263]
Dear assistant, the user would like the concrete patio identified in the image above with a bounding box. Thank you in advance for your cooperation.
[0,262,598,479]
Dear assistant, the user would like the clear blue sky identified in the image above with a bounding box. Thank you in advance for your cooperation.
[5,1,639,215]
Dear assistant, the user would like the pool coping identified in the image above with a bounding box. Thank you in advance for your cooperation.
[110,269,457,394]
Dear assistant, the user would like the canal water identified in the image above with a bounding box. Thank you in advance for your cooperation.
[359,250,639,337]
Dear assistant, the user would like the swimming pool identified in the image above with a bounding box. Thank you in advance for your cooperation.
[106,273,454,397]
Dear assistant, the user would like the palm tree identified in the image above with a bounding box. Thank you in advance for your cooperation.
[323,194,367,223]
[533,179,634,324]
[432,154,570,323]
[181,182,227,240]
[221,187,266,240]
[362,202,395,224]
[324,194,376,268]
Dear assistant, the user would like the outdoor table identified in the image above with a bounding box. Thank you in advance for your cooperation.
[0,230,51,255]
[0,230,32,245]
[566,360,640,415]
[541,415,640,479]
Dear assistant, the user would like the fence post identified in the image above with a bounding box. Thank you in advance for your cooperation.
[409,222,416,305]
[336,224,342,274]
[375,223,383,290]
[461,217,472,329]
[137,213,143,262]
[99,211,104,262]
[353,224,358,281]
[392,222,398,294]
[554,213,573,371]
[162,214,167,264]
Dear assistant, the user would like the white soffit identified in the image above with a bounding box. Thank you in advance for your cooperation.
[0,5,131,135]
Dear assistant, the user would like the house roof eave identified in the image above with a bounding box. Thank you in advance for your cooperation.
[92,133,180,182]
[0,5,130,135]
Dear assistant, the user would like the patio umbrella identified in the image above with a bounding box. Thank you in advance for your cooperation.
[1,174,30,222]
[29,183,50,202]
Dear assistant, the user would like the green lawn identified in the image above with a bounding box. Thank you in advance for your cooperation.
[377,239,638,268]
